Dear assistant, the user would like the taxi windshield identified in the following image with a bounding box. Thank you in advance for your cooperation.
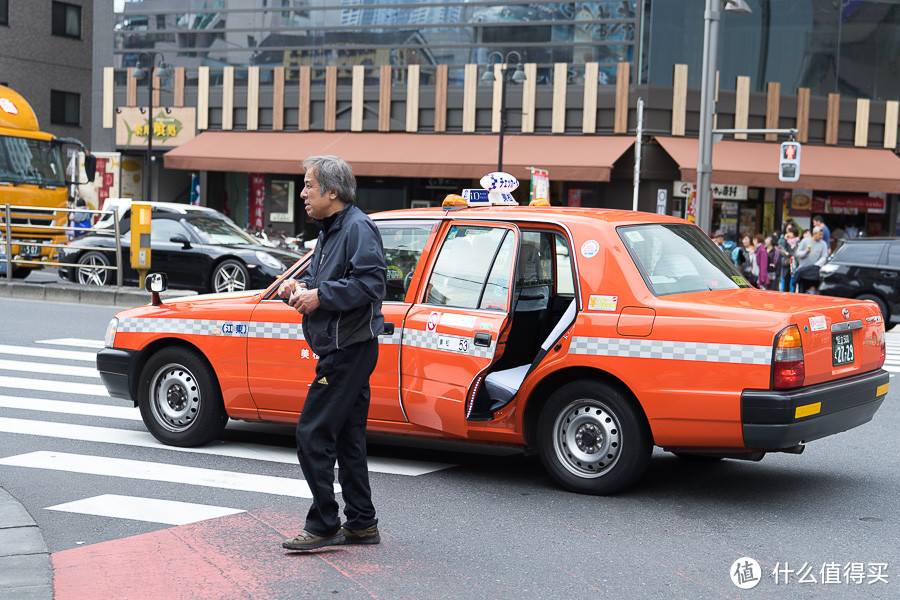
[184,215,260,245]
[619,223,750,296]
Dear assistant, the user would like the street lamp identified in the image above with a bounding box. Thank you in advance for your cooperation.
[131,52,172,203]
[696,0,752,235]
[482,51,527,172]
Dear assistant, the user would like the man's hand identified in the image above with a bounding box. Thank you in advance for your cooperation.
[278,279,306,299]
[289,288,321,314]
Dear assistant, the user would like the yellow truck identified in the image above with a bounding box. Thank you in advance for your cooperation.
[1,84,95,277]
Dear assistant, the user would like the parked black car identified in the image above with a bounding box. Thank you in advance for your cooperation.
[819,237,899,330]
[59,204,304,293]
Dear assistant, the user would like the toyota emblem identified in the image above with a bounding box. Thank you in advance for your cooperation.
[842,308,850,319]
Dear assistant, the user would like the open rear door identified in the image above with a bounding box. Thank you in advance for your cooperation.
[400,222,519,437]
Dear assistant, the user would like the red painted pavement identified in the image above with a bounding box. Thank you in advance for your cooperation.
[51,507,489,600]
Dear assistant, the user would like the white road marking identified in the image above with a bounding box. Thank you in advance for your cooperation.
[0,375,108,396]
[0,451,316,498]
[46,494,245,525]
[0,358,100,379]
[0,416,454,476]
[0,396,140,420]
[36,338,105,349]
[0,344,96,363]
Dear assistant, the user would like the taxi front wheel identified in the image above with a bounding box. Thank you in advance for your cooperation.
[537,380,652,495]
[138,347,228,447]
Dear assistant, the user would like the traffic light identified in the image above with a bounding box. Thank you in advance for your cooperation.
[779,141,801,182]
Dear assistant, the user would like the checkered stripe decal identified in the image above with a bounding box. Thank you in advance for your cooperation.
[569,337,771,365]
[402,328,496,359]
[250,321,303,339]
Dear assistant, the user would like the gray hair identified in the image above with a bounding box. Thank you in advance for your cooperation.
[302,155,356,203]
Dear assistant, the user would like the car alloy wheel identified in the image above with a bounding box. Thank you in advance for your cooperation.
[212,259,248,293]
[76,251,110,286]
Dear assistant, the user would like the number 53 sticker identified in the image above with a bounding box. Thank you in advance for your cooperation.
[438,335,470,354]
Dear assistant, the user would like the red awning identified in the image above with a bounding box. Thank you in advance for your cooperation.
[656,136,900,194]
[164,132,635,182]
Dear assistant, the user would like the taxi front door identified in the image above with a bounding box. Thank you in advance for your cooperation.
[400,223,518,437]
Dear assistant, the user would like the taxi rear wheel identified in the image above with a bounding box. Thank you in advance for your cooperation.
[138,347,228,447]
[538,380,651,495]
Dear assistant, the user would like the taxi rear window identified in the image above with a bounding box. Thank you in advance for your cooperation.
[619,223,750,296]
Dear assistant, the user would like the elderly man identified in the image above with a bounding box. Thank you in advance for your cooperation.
[794,226,828,293]
[278,155,387,552]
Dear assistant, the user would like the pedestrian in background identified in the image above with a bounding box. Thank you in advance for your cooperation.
[778,224,800,291]
[764,235,781,290]
[753,234,769,289]
[278,155,387,552]
[794,226,828,293]
[812,215,831,250]
[736,234,757,283]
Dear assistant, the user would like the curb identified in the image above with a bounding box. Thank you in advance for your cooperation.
[0,487,52,600]
[0,281,197,307]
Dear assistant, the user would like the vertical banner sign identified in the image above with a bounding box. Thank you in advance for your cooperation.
[656,189,667,214]
[248,174,266,230]
[189,173,200,206]
[685,183,697,222]
[529,168,549,203]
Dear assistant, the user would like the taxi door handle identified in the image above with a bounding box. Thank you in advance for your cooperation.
[381,322,395,335]
[473,332,492,347]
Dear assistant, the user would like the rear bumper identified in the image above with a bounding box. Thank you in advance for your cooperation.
[741,369,889,449]
[96,347,139,402]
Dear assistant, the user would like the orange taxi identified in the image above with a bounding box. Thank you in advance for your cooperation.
[98,188,889,495]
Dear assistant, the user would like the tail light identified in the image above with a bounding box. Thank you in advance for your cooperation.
[772,325,804,389]
[879,330,886,368]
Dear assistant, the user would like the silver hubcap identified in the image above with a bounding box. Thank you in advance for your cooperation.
[77,255,108,286]
[214,263,246,292]
[553,399,622,478]
[149,362,200,432]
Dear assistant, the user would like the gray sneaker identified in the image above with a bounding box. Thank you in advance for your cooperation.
[339,524,380,545]
[282,529,345,551]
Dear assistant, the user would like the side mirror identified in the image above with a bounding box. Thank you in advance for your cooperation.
[83,154,97,183]
[170,234,192,249]
[145,272,168,306]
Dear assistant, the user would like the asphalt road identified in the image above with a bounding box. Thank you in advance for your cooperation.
[0,296,896,599]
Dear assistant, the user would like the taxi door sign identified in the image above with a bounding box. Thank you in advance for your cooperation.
[130,202,152,269]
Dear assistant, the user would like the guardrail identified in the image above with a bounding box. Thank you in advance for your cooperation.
[2,204,123,286]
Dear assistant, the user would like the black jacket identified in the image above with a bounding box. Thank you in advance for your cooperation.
[298,203,386,356]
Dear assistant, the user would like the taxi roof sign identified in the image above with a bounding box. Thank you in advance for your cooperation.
[459,172,520,206]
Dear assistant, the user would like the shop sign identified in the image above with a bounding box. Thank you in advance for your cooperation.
[249,174,266,229]
[674,181,748,201]
[829,195,886,213]
[116,107,197,148]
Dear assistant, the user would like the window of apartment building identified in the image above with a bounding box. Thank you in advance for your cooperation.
[50,90,80,126]
[52,1,81,38]
[1,0,9,26]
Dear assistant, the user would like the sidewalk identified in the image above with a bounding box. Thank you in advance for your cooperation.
[0,486,51,600]
[0,278,196,307]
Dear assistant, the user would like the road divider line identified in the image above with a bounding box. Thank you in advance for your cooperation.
[36,338,105,349]
[0,358,100,379]
[46,494,245,525]
[0,451,316,498]
[0,416,454,476]
[0,375,108,396]
[0,396,141,420]
[0,344,96,363]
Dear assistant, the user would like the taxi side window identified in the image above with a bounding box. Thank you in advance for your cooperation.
[150,219,190,244]
[426,225,512,310]
[377,222,436,302]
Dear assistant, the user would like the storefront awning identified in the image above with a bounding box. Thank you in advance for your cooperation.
[164,132,635,182]
[655,136,900,194]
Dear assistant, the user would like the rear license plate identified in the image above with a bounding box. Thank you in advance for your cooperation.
[20,245,41,257]
[832,332,854,366]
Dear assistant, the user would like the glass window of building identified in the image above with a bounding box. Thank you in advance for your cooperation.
[50,90,80,126]
[52,1,82,38]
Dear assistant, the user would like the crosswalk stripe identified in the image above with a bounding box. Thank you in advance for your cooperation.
[0,396,140,421]
[0,358,100,379]
[0,451,316,498]
[46,494,245,525]
[0,416,454,476]
[36,338,105,349]
[0,375,108,396]
[0,344,96,363]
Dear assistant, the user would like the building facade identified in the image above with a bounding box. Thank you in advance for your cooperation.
[92,0,900,246]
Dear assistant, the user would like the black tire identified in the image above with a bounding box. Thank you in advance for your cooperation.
[211,259,249,293]
[76,251,110,286]
[538,380,652,495]
[137,347,228,447]
[11,266,31,279]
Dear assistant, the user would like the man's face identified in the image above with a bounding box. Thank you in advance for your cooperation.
[301,169,339,220]
[813,230,824,241]
[715,235,724,244]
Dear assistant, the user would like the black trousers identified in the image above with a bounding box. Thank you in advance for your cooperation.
[295,337,379,536]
